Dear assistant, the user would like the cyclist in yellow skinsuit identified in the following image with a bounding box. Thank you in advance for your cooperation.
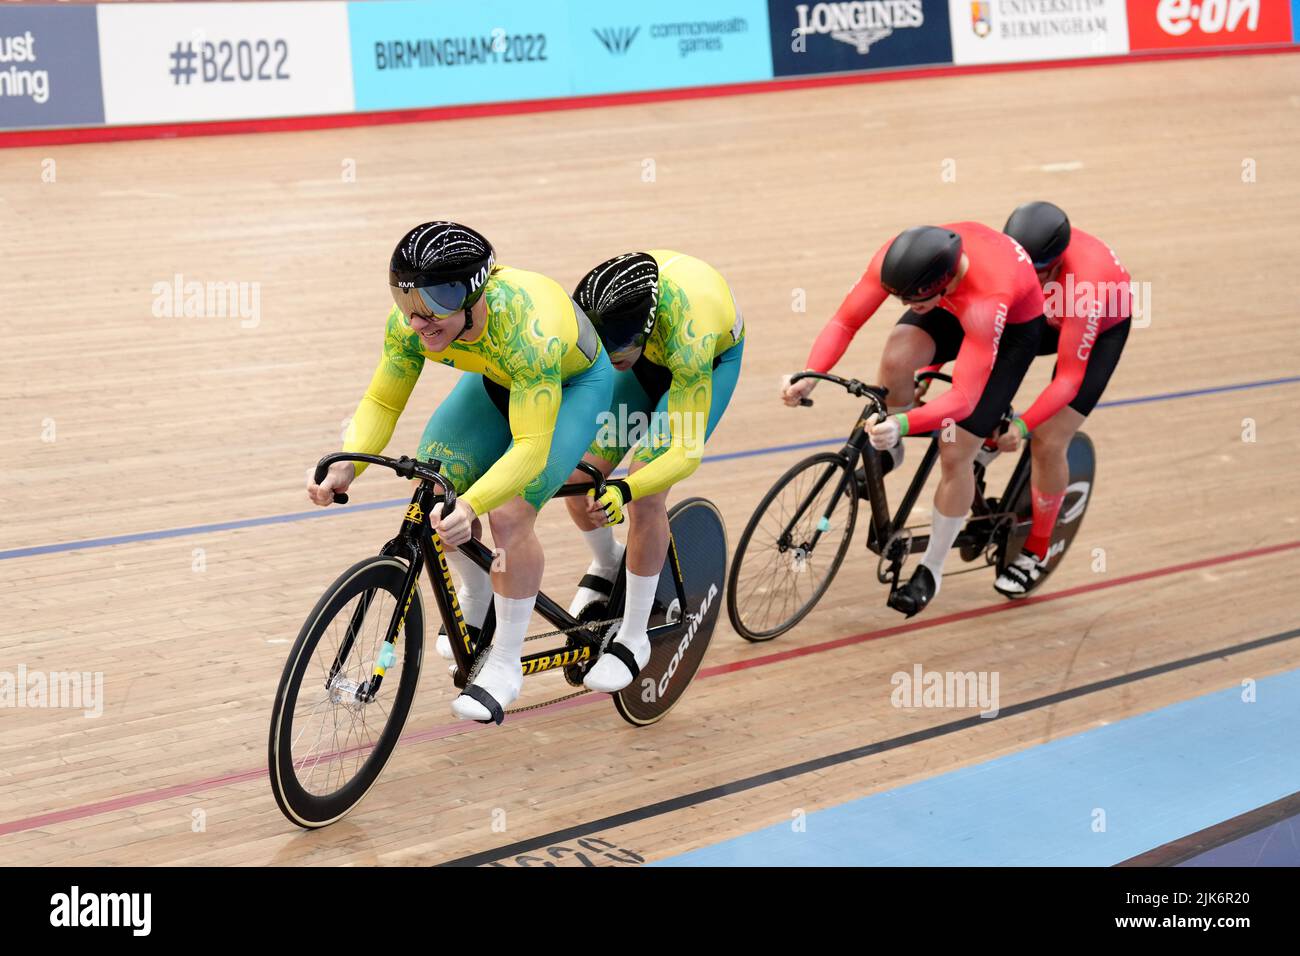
[307,222,613,725]
[563,250,745,692]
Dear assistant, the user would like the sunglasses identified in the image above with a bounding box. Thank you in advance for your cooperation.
[391,281,468,320]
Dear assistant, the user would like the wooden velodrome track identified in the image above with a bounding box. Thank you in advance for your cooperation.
[2,52,1299,866]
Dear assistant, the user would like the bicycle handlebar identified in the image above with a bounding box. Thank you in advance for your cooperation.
[312,452,608,508]
[312,452,456,508]
[788,371,889,412]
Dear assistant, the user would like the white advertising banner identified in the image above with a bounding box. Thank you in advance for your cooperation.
[98,2,354,125]
[948,0,1131,64]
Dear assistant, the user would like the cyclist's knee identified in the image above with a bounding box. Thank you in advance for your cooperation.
[488,498,538,546]
[628,490,668,522]
[878,351,919,397]
[937,428,980,465]
[1032,424,1074,460]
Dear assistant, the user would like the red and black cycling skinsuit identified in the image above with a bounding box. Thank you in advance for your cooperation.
[1017,227,1132,433]
[805,220,1044,439]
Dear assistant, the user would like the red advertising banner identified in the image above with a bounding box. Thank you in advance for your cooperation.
[1126,0,1294,50]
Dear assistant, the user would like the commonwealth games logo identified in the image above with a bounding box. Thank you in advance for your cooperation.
[593,26,639,54]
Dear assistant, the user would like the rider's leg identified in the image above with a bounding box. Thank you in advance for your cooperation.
[583,464,666,692]
[992,409,1078,599]
[997,316,1124,597]
[1024,407,1083,558]
[889,427,981,617]
[564,365,648,614]
[894,316,1044,615]
[451,498,542,721]
[584,338,744,692]
[418,375,511,658]
[445,518,490,623]
[923,428,984,589]
[452,355,614,719]
[563,454,622,615]
[877,318,941,473]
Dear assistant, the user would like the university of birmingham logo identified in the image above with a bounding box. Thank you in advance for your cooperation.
[971,1,992,38]
[593,26,639,54]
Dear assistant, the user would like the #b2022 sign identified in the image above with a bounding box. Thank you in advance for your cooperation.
[98,2,354,125]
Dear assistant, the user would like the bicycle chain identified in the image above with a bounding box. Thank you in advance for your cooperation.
[463,615,624,714]
[522,616,622,644]
[506,688,592,714]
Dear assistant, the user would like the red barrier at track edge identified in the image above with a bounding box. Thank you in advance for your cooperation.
[3,44,1298,149]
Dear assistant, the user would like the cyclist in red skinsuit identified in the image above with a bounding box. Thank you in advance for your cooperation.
[993,202,1132,596]
[781,221,1044,616]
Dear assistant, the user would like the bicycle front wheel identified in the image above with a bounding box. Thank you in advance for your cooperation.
[268,555,425,828]
[726,452,858,641]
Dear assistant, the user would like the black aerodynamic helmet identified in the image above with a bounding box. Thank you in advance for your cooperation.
[1003,201,1071,269]
[389,221,495,321]
[880,226,963,303]
[573,252,660,358]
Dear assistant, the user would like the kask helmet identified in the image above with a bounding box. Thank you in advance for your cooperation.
[573,253,660,360]
[880,226,963,303]
[1003,201,1071,270]
[389,221,495,323]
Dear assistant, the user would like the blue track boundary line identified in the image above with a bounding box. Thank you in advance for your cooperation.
[5,373,1298,562]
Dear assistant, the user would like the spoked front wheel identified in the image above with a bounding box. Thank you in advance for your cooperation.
[268,555,425,828]
[726,452,858,642]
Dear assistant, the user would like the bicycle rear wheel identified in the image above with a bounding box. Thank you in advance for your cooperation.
[613,497,726,727]
[268,555,424,828]
[726,452,858,642]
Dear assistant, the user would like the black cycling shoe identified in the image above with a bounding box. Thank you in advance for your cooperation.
[887,565,937,619]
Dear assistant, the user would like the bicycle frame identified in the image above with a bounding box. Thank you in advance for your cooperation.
[786,371,1034,573]
[312,452,688,695]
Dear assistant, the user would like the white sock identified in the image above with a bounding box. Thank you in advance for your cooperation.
[583,524,624,570]
[446,550,491,628]
[615,571,658,648]
[451,592,533,721]
[919,509,966,595]
[568,526,625,616]
[584,570,657,693]
[438,550,492,659]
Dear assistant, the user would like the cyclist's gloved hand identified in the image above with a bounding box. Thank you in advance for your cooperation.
[588,479,631,526]
[867,412,905,451]
[432,498,477,549]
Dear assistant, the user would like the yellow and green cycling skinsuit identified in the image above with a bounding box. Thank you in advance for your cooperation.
[590,249,746,499]
[343,265,613,514]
